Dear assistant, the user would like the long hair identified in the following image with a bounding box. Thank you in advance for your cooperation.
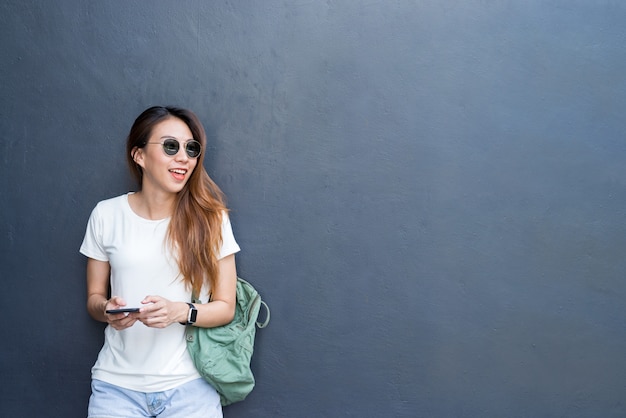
[126,106,227,295]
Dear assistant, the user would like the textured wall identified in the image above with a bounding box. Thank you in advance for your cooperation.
[1,1,626,417]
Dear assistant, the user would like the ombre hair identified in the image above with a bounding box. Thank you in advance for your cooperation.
[126,106,227,295]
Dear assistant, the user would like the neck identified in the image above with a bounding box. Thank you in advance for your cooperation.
[130,188,176,220]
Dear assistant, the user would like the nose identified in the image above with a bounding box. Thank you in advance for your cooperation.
[174,145,189,161]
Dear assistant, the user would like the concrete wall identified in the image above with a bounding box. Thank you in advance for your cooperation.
[1,1,625,416]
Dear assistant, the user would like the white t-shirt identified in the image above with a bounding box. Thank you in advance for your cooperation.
[80,193,240,392]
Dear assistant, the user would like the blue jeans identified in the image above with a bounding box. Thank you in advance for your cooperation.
[88,378,222,418]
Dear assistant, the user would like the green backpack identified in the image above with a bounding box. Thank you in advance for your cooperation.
[185,277,270,406]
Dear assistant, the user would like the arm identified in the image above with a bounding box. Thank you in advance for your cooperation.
[137,253,238,328]
[194,253,238,327]
[86,257,137,330]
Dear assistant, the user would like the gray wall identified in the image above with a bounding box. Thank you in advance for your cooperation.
[2,1,626,417]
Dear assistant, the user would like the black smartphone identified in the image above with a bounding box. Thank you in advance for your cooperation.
[106,308,140,314]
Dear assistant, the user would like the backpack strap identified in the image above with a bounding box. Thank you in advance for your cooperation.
[196,278,270,329]
[256,300,270,329]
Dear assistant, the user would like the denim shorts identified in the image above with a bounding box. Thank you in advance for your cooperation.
[88,378,222,418]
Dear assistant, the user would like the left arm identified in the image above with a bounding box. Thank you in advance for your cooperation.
[192,253,238,327]
[135,254,237,328]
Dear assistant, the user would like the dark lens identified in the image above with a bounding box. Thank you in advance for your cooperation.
[185,140,201,158]
[162,139,179,155]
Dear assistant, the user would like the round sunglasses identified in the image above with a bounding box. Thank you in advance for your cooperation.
[146,138,202,158]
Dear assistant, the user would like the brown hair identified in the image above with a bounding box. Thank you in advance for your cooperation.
[126,106,227,295]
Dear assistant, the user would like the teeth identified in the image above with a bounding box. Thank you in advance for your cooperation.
[170,169,186,174]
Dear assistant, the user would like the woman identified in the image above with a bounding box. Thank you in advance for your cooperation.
[80,106,239,417]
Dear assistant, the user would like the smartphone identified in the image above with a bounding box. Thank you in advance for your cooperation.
[106,308,140,314]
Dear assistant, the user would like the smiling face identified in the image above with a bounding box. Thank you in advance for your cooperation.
[132,117,198,196]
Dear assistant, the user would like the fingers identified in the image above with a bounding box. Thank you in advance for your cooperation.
[108,314,138,330]
[104,296,137,330]
[141,295,162,305]
[105,310,138,330]
[136,296,175,328]
[108,296,127,308]
[105,296,178,329]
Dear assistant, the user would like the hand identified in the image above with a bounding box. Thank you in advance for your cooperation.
[135,295,187,328]
[104,296,138,330]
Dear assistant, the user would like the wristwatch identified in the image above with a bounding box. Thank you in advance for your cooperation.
[185,303,197,325]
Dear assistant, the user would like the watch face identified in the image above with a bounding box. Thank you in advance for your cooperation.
[188,304,198,323]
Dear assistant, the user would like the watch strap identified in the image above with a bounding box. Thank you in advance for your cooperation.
[180,302,197,325]
[186,302,197,325]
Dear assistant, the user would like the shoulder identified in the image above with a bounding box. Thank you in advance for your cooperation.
[90,193,131,218]
[219,210,236,229]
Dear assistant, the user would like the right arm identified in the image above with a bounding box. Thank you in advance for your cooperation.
[86,258,136,330]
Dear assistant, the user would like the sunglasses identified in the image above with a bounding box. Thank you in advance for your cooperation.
[146,138,202,158]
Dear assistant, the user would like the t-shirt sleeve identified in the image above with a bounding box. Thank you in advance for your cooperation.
[79,204,109,262]
[218,212,240,259]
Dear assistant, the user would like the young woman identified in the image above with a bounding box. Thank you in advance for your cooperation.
[80,106,239,417]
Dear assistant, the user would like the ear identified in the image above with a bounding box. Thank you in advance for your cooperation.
[131,146,145,168]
